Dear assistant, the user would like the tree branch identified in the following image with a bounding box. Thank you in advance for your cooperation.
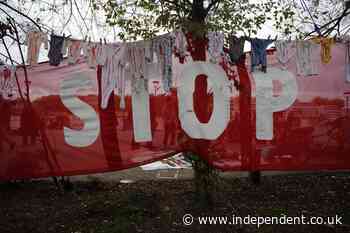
[205,0,220,14]
[0,1,41,31]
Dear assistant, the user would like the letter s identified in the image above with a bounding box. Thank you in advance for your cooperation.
[60,74,100,147]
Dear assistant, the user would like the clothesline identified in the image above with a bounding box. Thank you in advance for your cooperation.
[1,30,350,113]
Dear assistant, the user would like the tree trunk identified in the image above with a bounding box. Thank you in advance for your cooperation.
[186,0,217,206]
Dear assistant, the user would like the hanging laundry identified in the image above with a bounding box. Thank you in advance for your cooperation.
[228,35,245,64]
[131,75,152,142]
[152,34,174,93]
[0,65,17,100]
[250,38,274,73]
[275,40,295,70]
[125,42,148,110]
[25,31,48,66]
[66,39,82,65]
[48,34,65,66]
[144,41,162,82]
[127,42,147,80]
[82,41,89,59]
[96,43,127,109]
[296,40,320,76]
[96,43,104,65]
[312,37,334,64]
[174,30,188,64]
[82,42,97,69]
[346,41,350,83]
[208,31,224,64]
[144,41,153,63]
[117,64,126,109]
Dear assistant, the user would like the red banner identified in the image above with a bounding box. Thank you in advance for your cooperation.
[1,43,350,181]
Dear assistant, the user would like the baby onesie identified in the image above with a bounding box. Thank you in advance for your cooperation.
[67,39,82,65]
[152,34,174,93]
[275,40,295,70]
[48,34,65,66]
[97,43,127,109]
[250,38,274,73]
[25,31,48,66]
[208,31,225,64]
[296,40,320,76]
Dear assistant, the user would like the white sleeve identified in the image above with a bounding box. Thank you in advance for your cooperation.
[42,33,49,50]
[96,44,107,65]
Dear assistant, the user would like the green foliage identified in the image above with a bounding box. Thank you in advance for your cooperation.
[94,0,297,40]
[207,0,296,37]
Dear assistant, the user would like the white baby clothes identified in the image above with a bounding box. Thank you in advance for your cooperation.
[0,65,17,100]
[208,31,224,64]
[97,43,127,109]
[124,42,152,142]
[131,75,152,142]
[275,40,295,70]
[127,42,147,80]
[174,30,188,63]
[25,31,48,66]
[83,42,97,69]
[145,41,161,79]
[153,34,174,93]
[82,41,89,59]
[346,41,350,83]
[296,40,320,76]
[67,39,82,65]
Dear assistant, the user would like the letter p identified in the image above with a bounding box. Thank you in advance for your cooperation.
[253,68,298,140]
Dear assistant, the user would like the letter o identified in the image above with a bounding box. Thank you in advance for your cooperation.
[177,62,231,140]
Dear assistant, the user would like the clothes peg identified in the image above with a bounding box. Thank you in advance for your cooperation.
[84,35,87,41]
[88,36,91,43]
[100,38,102,45]
[104,38,107,44]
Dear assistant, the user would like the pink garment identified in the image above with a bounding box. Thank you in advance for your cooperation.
[0,65,16,100]
[96,43,127,109]
[67,40,82,65]
[25,31,48,66]
[82,42,97,69]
